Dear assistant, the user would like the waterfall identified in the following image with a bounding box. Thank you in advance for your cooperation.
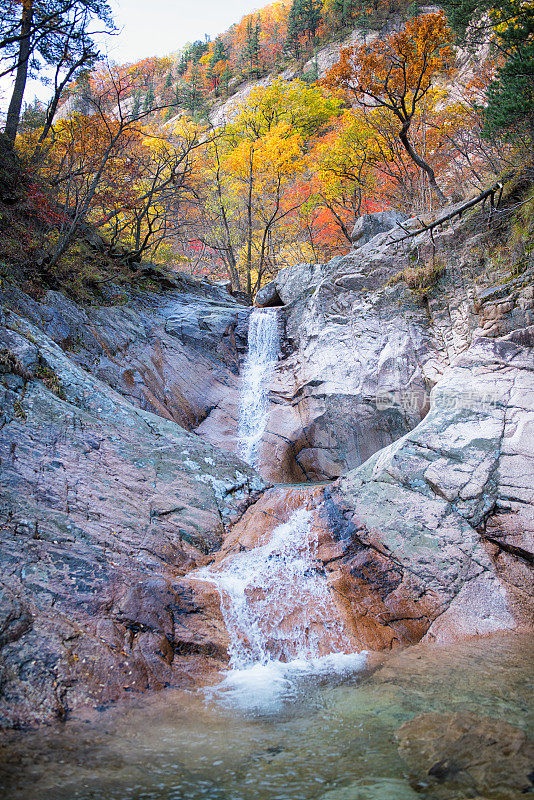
[208,507,352,667]
[237,308,279,467]
[193,489,366,711]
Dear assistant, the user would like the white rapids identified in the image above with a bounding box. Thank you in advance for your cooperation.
[237,308,280,467]
[193,502,367,713]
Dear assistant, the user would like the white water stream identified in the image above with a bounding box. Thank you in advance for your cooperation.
[194,501,366,712]
[193,307,366,713]
[237,308,280,467]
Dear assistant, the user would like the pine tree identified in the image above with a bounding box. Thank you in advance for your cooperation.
[182,63,205,115]
[220,64,232,98]
[443,0,534,138]
[245,16,261,78]
[131,90,141,118]
[212,36,226,64]
[143,85,155,112]
[20,97,46,132]
[285,0,303,59]
[285,0,323,56]
[301,0,323,41]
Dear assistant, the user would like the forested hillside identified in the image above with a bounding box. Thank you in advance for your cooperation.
[1,0,533,294]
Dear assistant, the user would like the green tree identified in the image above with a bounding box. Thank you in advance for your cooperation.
[19,96,46,131]
[211,36,226,64]
[2,0,114,142]
[301,0,323,41]
[245,16,261,78]
[220,64,232,98]
[182,62,205,115]
[285,0,303,58]
[143,84,155,112]
[131,90,141,118]
[443,0,534,138]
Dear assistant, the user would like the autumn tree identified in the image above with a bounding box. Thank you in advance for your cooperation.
[325,11,454,204]
[175,80,340,294]
[176,134,243,290]
[309,109,377,242]
[224,79,339,292]
[28,64,202,270]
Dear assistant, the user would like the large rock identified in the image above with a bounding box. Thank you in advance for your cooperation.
[0,297,264,727]
[351,210,409,246]
[323,332,534,646]
[254,281,282,308]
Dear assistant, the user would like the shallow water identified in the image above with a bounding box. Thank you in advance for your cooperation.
[1,632,532,800]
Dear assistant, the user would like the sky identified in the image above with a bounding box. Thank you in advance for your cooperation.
[107,0,263,64]
[1,0,263,111]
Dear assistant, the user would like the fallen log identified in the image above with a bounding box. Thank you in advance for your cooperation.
[391,171,515,243]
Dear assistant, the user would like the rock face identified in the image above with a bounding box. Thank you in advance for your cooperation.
[254,247,434,482]
[2,274,250,432]
[350,210,408,246]
[0,277,263,727]
[323,330,534,647]
[250,205,534,483]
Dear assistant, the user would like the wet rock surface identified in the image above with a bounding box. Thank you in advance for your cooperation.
[0,278,263,727]
[1,274,249,432]
[397,711,534,797]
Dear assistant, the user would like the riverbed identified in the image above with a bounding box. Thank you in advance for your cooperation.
[1,632,532,799]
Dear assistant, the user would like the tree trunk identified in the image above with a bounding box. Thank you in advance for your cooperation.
[245,148,254,296]
[399,122,447,205]
[225,248,240,292]
[5,0,33,142]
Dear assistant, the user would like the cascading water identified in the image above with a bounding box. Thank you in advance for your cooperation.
[237,308,280,467]
[193,489,367,712]
[194,311,366,712]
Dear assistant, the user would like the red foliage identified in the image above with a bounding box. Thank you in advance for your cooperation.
[25,181,67,227]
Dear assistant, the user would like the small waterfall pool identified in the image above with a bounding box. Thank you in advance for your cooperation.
[237,308,279,467]
[2,633,531,799]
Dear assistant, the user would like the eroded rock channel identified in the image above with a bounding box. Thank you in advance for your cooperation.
[0,211,533,761]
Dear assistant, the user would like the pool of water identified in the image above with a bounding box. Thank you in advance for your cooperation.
[1,632,532,800]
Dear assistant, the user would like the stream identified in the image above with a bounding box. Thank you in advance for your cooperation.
[1,308,532,800]
[1,633,532,799]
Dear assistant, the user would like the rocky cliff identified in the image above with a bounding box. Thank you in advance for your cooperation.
[248,202,534,647]
[324,329,534,648]
[0,273,263,727]
[254,204,534,482]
